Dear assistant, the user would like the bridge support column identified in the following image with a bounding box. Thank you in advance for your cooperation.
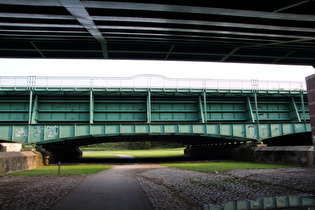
[306,74,315,148]
[39,145,82,163]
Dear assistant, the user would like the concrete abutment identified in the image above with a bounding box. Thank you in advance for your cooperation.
[254,146,314,166]
[0,151,43,174]
[185,144,314,166]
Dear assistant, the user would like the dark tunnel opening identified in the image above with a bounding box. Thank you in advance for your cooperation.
[37,134,255,163]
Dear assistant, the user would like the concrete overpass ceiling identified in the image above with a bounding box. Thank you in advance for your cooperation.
[0,0,315,65]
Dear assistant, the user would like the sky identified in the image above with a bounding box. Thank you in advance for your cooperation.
[0,58,314,81]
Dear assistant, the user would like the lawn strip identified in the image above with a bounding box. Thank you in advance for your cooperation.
[8,164,112,176]
[161,161,290,172]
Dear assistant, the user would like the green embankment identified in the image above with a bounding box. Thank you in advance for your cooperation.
[8,164,112,176]
[7,148,291,176]
[161,161,290,172]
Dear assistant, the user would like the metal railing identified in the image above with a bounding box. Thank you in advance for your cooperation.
[0,75,306,90]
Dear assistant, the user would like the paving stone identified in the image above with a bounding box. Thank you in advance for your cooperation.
[136,167,315,209]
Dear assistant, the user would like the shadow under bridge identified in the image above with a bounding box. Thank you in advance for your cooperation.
[37,132,254,148]
[36,130,255,162]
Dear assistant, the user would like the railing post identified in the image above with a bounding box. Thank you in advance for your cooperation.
[27,76,36,89]
[89,77,93,89]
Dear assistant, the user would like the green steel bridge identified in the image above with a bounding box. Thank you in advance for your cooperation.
[0,75,311,149]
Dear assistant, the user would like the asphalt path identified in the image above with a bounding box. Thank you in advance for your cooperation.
[49,164,153,210]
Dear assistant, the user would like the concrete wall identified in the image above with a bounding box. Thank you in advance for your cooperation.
[254,146,314,166]
[0,143,22,152]
[0,151,43,175]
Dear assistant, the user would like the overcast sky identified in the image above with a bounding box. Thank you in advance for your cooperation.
[0,58,314,81]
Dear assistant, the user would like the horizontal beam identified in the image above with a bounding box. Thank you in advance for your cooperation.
[0,123,310,143]
[1,0,314,22]
[1,13,314,35]
[82,1,315,22]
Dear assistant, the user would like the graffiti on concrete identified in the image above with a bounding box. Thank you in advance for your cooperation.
[46,125,59,138]
[261,125,268,137]
[247,125,255,138]
[32,126,44,137]
[15,127,27,137]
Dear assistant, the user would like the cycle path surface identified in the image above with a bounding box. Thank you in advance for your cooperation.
[49,164,154,210]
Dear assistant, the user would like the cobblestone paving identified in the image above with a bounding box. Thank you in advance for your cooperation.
[136,167,315,210]
[0,166,314,210]
[0,175,86,210]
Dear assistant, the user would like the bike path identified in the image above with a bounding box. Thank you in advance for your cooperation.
[50,165,153,210]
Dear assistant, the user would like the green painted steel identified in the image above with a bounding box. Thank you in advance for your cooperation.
[0,122,310,144]
[0,86,310,144]
[0,88,309,123]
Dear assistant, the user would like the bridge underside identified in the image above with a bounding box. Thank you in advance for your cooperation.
[35,131,312,162]
[38,134,253,162]
[0,0,315,65]
[37,133,254,147]
[36,131,313,148]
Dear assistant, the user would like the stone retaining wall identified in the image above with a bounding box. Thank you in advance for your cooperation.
[0,151,43,174]
[254,146,314,166]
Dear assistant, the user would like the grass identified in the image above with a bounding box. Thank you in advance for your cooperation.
[82,147,185,158]
[161,161,290,172]
[8,164,112,176]
[7,148,290,176]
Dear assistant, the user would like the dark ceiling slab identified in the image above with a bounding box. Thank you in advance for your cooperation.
[0,0,314,66]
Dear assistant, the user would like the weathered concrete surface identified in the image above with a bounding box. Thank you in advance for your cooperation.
[0,143,22,152]
[254,146,314,166]
[0,151,43,174]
